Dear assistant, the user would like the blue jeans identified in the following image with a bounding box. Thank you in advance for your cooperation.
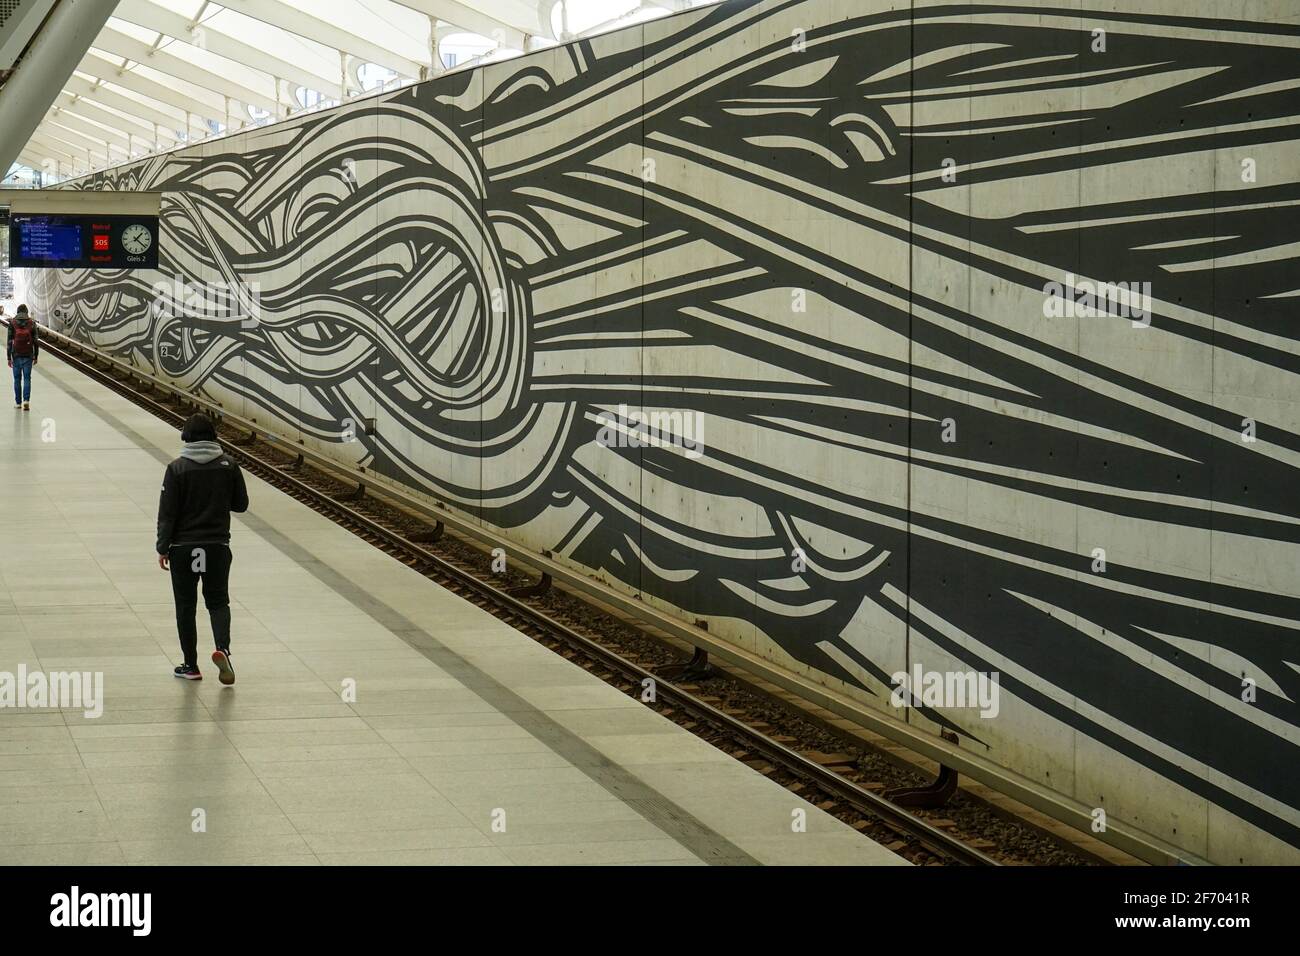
[11,356,32,404]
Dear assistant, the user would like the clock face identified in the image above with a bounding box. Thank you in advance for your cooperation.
[122,224,153,255]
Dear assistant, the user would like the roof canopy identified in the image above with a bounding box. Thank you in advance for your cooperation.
[4,0,709,182]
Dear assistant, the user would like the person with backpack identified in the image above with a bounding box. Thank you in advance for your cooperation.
[156,413,250,684]
[7,304,39,410]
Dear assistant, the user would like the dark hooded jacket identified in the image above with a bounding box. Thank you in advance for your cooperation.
[156,441,250,554]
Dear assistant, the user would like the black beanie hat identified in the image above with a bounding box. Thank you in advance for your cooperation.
[181,413,217,443]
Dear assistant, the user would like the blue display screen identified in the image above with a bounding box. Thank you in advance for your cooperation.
[7,213,159,270]
[16,218,83,261]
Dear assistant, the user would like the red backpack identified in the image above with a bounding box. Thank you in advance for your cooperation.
[12,321,34,357]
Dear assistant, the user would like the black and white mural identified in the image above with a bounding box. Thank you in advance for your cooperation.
[29,0,1300,862]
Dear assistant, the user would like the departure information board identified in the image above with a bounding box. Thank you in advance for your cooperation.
[20,220,82,261]
[7,214,159,269]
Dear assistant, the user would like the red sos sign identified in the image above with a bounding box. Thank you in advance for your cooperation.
[93,234,110,252]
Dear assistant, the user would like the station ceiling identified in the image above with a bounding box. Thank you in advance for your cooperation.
[2,0,707,181]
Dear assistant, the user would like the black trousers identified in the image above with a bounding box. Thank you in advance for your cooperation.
[169,544,233,667]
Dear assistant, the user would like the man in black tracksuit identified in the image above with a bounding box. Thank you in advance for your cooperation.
[156,413,249,684]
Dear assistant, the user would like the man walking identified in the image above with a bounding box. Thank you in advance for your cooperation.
[156,413,249,684]
[7,304,39,410]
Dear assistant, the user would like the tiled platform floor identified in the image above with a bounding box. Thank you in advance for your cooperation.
[0,355,906,867]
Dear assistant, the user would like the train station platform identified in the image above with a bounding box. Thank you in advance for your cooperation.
[0,357,906,867]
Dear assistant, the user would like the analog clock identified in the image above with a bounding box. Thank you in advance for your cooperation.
[121,223,153,255]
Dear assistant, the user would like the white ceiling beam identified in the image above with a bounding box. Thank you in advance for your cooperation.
[25,143,81,171]
[55,91,176,147]
[62,77,189,144]
[221,0,423,79]
[17,152,52,172]
[30,126,95,159]
[15,151,61,176]
[57,138,127,170]
[93,26,285,115]
[391,0,539,49]
[76,54,221,133]
[32,125,113,165]
[45,108,133,153]
[474,0,554,34]
[24,135,83,169]
[113,0,345,100]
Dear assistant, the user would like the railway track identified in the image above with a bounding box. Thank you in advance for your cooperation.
[41,330,1000,867]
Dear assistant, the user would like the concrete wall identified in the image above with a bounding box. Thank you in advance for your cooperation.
[26,0,1300,863]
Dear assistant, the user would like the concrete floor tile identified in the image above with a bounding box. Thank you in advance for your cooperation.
[0,843,127,865]
[315,847,512,866]
[501,839,699,866]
